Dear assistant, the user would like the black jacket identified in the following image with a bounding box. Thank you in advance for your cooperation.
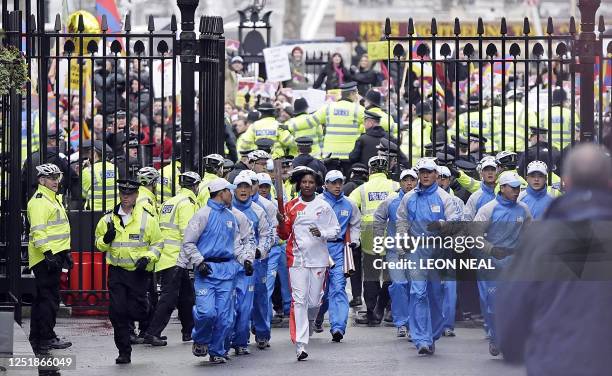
[351,67,382,96]
[94,66,126,115]
[313,65,351,90]
[349,126,389,166]
[22,147,73,204]
[517,141,561,176]
[496,188,612,376]
[227,161,250,183]
[342,178,366,196]
[225,121,238,162]
[292,153,327,178]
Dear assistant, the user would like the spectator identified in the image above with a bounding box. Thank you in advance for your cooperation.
[129,114,151,145]
[94,60,126,115]
[351,54,382,96]
[152,127,173,169]
[128,74,151,116]
[92,114,104,141]
[232,116,248,139]
[225,55,244,105]
[496,144,612,376]
[284,46,309,90]
[313,52,351,90]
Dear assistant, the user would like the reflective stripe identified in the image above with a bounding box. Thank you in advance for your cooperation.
[328,152,351,157]
[106,254,135,266]
[359,185,366,212]
[149,246,162,258]
[33,233,70,247]
[111,241,148,248]
[30,218,68,232]
[326,124,359,129]
[160,222,179,229]
[164,239,182,247]
[325,104,330,128]
[140,211,148,239]
[161,197,189,231]
[353,103,359,129]
[325,131,359,136]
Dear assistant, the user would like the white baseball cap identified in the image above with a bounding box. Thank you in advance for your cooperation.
[498,171,522,188]
[208,178,236,193]
[480,156,498,169]
[400,169,418,180]
[233,174,253,187]
[527,160,548,175]
[238,170,258,183]
[437,166,451,178]
[415,158,438,171]
[325,170,345,183]
[256,173,273,186]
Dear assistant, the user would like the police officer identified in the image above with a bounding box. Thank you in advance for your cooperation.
[314,81,365,171]
[197,153,226,207]
[27,163,73,354]
[396,158,463,355]
[363,88,398,136]
[82,140,117,211]
[230,173,272,354]
[136,167,161,215]
[457,96,498,153]
[284,98,324,158]
[143,172,202,346]
[157,144,182,203]
[181,178,251,364]
[350,156,399,325]
[541,87,580,150]
[373,168,418,338]
[292,136,327,178]
[227,148,255,183]
[237,102,297,158]
[517,126,561,176]
[401,101,433,161]
[349,110,388,166]
[95,179,163,364]
[313,170,361,341]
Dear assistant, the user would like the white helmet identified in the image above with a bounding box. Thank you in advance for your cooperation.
[203,153,224,167]
[368,155,389,170]
[248,150,271,162]
[495,150,518,169]
[36,163,62,178]
[526,160,548,175]
[137,167,160,186]
[179,171,202,187]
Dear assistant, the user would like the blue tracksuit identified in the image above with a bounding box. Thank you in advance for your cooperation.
[519,185,554,220]
[187,200,239,357]
[316,190,359,335]
[374,190,410,329]
[230,197,262,348]
[473,194,532,345]
[396,182,462,348]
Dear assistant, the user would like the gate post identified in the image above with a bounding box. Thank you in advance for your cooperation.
[576,0,601,142]
[177,0,199,171]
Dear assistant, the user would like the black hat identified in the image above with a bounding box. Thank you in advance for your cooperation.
[93,140,113,154]
[529,125,548,135]
[350,163,368,174]
[552,88,567,105]
[339,81,358,92]
[364,89,383,108]
[247,111,261,123]
[257,102,276,113]
[282,155,294,166]
[455,159,477,172]
[239,147,257,156]
[80,139,93,149]
[376,138,399,156]
[468,96,480,107]
[424,141,447,152]
[128,133,139,147]
[293,98,308,114]
[255,138,275,153]
[436,151,456,165]
[296,136,314,146]
[116,110,127,119]
[467,132,488,144]
[451,134,469,147]
[364,110,382,121]
[415,102,432,116]
[117,179,140,194]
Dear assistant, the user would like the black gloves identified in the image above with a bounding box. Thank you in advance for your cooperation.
[255,248,262,259]
[349,242,358,250]
[244,260,254,276]
[197,261,212,277]
[135,257,150,271]
[278,124,289,131]
[63,251,74,270]
[103,220,116,244]
[448,165,460,179]
[426,221,442,232]
[491,247,512,260]
[43,250,62,271]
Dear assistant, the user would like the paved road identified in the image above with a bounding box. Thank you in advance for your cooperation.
[21,316,525,376]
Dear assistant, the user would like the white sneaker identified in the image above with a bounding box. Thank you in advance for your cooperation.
[296,343,308,361]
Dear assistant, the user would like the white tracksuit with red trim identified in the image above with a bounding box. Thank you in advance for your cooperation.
[278,196,340,347]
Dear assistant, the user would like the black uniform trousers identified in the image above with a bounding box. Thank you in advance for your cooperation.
[362,253,391,314]
[128,271,157,335]
[108,265,150,356]
[29,261,61,344]
[146,266,195,337]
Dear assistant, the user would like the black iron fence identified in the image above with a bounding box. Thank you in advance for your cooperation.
[0,1,225,321]
[382,12,610,179]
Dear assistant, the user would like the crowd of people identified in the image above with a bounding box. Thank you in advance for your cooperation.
[22,46,612,373]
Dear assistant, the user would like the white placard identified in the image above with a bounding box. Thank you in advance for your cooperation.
[292,88,327,112]
[263,46,291,83]
[152,58,181,98]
